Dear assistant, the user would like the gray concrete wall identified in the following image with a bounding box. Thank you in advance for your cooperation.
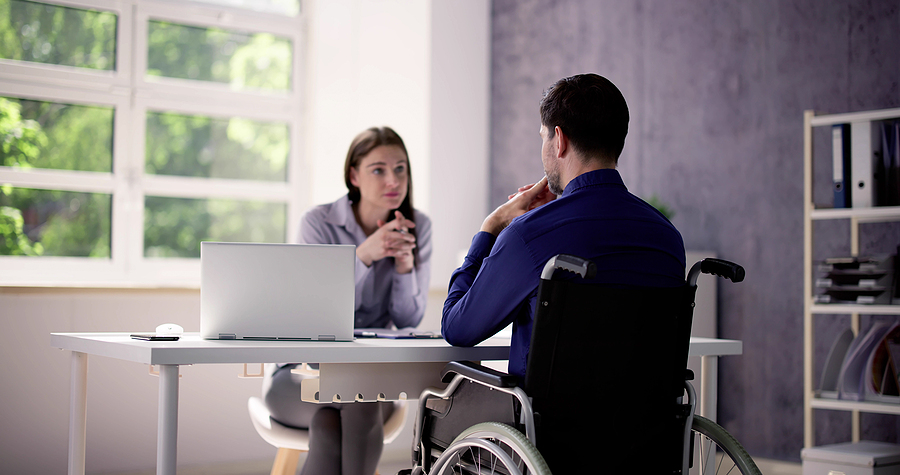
[489,0,900,461]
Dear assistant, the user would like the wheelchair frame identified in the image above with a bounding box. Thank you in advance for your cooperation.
[403,257,758,475]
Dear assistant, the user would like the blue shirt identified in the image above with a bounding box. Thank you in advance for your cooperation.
[442,169,685,381]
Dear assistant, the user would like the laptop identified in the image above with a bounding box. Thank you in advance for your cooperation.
[200,242,355,341]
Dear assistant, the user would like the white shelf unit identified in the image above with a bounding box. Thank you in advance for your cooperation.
[803,107,900,449]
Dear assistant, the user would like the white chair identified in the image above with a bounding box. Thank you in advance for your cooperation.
[248,396,409,475]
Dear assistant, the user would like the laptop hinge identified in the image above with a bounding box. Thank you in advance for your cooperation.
[318,335,336,341]
[218,333,237,339]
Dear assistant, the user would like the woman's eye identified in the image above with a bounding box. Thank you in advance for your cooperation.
[395,166,406,175]
[372,168,383,175]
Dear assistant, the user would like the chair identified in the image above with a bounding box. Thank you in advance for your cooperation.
[407,255,758,475]
[248,394,408,475]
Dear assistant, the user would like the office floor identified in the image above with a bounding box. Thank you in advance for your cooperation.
[111,454,800,475]
[108,450,409,475]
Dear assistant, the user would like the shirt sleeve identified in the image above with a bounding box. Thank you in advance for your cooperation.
[442,226,540,347]
[297,208,331,245]
[388,212,432,328]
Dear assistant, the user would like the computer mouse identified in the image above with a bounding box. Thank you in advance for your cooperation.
[156,323,184,336]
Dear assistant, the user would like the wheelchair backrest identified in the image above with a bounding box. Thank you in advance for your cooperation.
[524,279,697,472]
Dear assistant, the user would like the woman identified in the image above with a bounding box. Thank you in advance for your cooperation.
[263,126,431,475]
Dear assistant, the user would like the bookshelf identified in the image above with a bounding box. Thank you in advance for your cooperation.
[803,107,900,449]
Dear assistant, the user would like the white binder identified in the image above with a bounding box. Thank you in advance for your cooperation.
[851,120,878,208]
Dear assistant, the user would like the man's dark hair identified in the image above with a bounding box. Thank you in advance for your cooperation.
[539,73,629,164]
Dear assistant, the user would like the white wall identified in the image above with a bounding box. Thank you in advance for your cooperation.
[303,0,432,214]
[303,0,490,291]
[428,0,491,291]
[0,1,491,473]
[0,289,269,474]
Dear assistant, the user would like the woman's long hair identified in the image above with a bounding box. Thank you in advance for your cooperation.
[344,126,418,266]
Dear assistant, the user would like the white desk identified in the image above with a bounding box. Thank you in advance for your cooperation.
[51,333,741,475]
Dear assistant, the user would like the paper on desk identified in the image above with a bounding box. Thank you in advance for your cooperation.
[354,328,442,339]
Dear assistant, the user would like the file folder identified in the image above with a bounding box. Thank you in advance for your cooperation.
[832,124,851,208]
[851,121,876,208]
[817,327,854,399]
[884,120,900,206]
[895,121,900,205]
[837,321,894,401]
[864,323,900,402]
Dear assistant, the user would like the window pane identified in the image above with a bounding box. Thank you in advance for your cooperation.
[190,0,300,17]
[0,0,117,70]
[147,21,292,91]
[146,111,288,181]
[0,185,111,257]
[0,96,114,172]
[144,196,285,258]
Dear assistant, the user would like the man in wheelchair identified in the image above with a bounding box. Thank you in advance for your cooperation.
[414,74,756,474]
[439,73,685,472]
[442,73,686,390]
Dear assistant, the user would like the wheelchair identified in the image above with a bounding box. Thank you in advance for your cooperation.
[402,255,760,475]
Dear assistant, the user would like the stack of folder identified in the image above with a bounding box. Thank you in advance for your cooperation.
[832,119,900,209]
[815,255,895,305]
[817,321,900,403]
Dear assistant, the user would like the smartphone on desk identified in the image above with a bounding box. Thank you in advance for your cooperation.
[131,334,180,341]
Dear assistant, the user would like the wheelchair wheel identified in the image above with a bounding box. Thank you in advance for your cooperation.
[692,415,761,475]
[429,422,550,475]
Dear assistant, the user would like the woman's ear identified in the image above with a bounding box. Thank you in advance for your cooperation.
[349,167,359,188]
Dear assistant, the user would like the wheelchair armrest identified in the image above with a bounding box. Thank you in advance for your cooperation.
[440,361,519,388]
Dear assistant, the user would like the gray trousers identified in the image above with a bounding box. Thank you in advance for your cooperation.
[262,364,394,475]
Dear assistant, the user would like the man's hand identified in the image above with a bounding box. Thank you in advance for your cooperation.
[480,176,556,236]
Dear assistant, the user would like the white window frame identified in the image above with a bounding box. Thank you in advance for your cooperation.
[0,0,306,287]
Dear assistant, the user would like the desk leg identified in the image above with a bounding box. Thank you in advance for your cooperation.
[699,355,717,475]
[157,365,179,475]
[68,351,88,475]
[699,355,717,423]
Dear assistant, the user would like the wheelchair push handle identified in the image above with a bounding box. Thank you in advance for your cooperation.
[688,258,745,286]
[541,254,598,280]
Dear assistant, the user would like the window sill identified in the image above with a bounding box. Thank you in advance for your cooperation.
[0,281,200,291]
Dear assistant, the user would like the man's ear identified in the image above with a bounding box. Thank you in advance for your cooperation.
[554,126,569,159]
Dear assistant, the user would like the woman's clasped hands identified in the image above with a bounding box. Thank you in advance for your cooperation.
[356,210,417,274]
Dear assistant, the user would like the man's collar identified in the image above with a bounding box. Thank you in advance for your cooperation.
[561,169,625,197]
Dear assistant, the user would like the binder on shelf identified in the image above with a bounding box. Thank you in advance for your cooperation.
[895,121,900,204]
[881,120,900,206]
[851,121,878,208]
[833,124,852,208]
[878,121,893,206]
[895,245,900,303]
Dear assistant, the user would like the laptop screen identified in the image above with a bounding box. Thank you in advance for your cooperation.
[200,242,355,341]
